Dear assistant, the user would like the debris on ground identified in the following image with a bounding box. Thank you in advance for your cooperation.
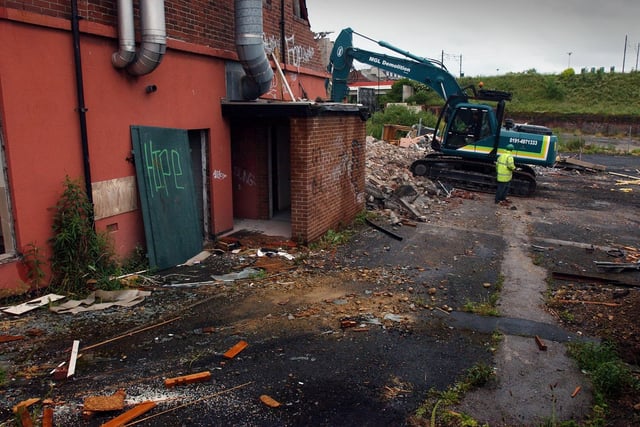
[1,294,65,315]
[556,155,607,172]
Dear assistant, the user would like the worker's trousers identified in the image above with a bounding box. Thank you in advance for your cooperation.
[495,181,511,203]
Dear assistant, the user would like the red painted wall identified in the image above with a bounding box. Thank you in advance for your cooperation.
[0,1,330,293]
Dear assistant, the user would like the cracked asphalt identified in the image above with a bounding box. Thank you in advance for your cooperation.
[2,153,639,426]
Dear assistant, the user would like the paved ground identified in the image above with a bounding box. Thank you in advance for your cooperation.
[1,153,639,426]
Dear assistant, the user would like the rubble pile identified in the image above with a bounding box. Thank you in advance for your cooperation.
[364,136,458,223]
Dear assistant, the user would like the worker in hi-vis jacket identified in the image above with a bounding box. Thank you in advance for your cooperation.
[495,144,516,204]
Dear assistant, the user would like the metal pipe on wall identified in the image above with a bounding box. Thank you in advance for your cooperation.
[235,0,274,99]
[71,0,93,207]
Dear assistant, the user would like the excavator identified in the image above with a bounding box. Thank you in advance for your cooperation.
[326,27,557,195]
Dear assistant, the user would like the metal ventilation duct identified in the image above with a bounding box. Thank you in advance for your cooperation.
[235,0,274,100]
[111,0,136,68]
[112,0,166,76]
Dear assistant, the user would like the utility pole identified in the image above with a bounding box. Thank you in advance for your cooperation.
[567,51,572,69]
[622,35,627,72]
[636,43,639,72]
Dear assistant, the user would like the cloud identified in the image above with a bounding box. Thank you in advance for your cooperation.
[306,0,640,76]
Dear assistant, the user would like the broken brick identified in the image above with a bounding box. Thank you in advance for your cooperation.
[534,335,548,351]
[83,390,126,412]
[223,340,248,359]
[164,371,211,388]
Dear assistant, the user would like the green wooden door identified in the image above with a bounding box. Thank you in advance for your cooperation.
[131,126,201,269]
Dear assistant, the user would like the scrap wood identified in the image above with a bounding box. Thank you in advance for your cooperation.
[179,250,211,266]
[100,401,156,427]
[83,390,126,412]
[42,405,54,427]
[260,394,281,408]
[555,299,621,307]
[16,405,33,427]
[551,271,640,288]
[571,386,582,398]
[125,381,253,426]
[0,334,25,343]
[49,289,151,314]
[67,339,80,378]
[81,316,182,352]
[558,157,606,172]
[397,198,423,221]
[610,171,640,181]
[2,293,65,315]
[12,398,41,414]
[534,335,548,351]
[365,218,403,241]
[164,371,212,388]
[223,340,248,359]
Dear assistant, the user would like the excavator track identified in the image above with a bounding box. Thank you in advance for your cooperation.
[410,154,536,196]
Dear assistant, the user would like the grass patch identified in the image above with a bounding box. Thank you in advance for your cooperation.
[462,275,503,317]
[412,362,496,426]
[567,341,640,403]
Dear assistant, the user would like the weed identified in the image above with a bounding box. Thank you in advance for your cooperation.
[250,269,267,280]
[20,242,46,290]
[558,310,575,323]
[49,176,119,296]
[311,228,355,250]
[532,253,545,266]
[413,362,495,426]
[567,341,640,404]
[462,298,500,317]
[464,363,495,388]
[120,244,149,273]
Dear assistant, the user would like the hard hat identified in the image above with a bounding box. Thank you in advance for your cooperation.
[506,144,514,151]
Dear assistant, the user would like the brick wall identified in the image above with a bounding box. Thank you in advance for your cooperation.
[290,115,366,243]
[2,0,325,71]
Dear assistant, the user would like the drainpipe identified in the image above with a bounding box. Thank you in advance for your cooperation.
[280,0,286,68]
[235,0,274,100]
[71,0,93,207]
[111,0,136,68]
[128,0,166,76]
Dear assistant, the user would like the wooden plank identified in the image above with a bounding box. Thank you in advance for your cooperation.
[12,398,40,414]
[67,340,80,377]
[571,385,582,398]
[223,340,248,359]
[91,176,138,220]
[559,157,606,171]
[17,405,33,427]
[164,371,212,388]
[534,335,548,351]
[42,406,54,427]
[100,401,157,427]
[0,335,25,343]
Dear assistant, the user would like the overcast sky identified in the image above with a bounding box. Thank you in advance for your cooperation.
[304,0,640,77]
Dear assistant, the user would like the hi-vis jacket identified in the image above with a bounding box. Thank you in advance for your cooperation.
[496,153,515,182]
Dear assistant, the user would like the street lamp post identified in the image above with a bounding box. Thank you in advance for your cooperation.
[567,52,572,69]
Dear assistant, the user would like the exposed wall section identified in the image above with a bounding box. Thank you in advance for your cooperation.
[290,115,366,243]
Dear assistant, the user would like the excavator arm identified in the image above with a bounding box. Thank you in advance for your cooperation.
[327,28,467,106]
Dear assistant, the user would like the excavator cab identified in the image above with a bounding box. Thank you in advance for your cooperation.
[444,106,492,149]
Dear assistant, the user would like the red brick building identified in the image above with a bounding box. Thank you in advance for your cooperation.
[0,0,367,293]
